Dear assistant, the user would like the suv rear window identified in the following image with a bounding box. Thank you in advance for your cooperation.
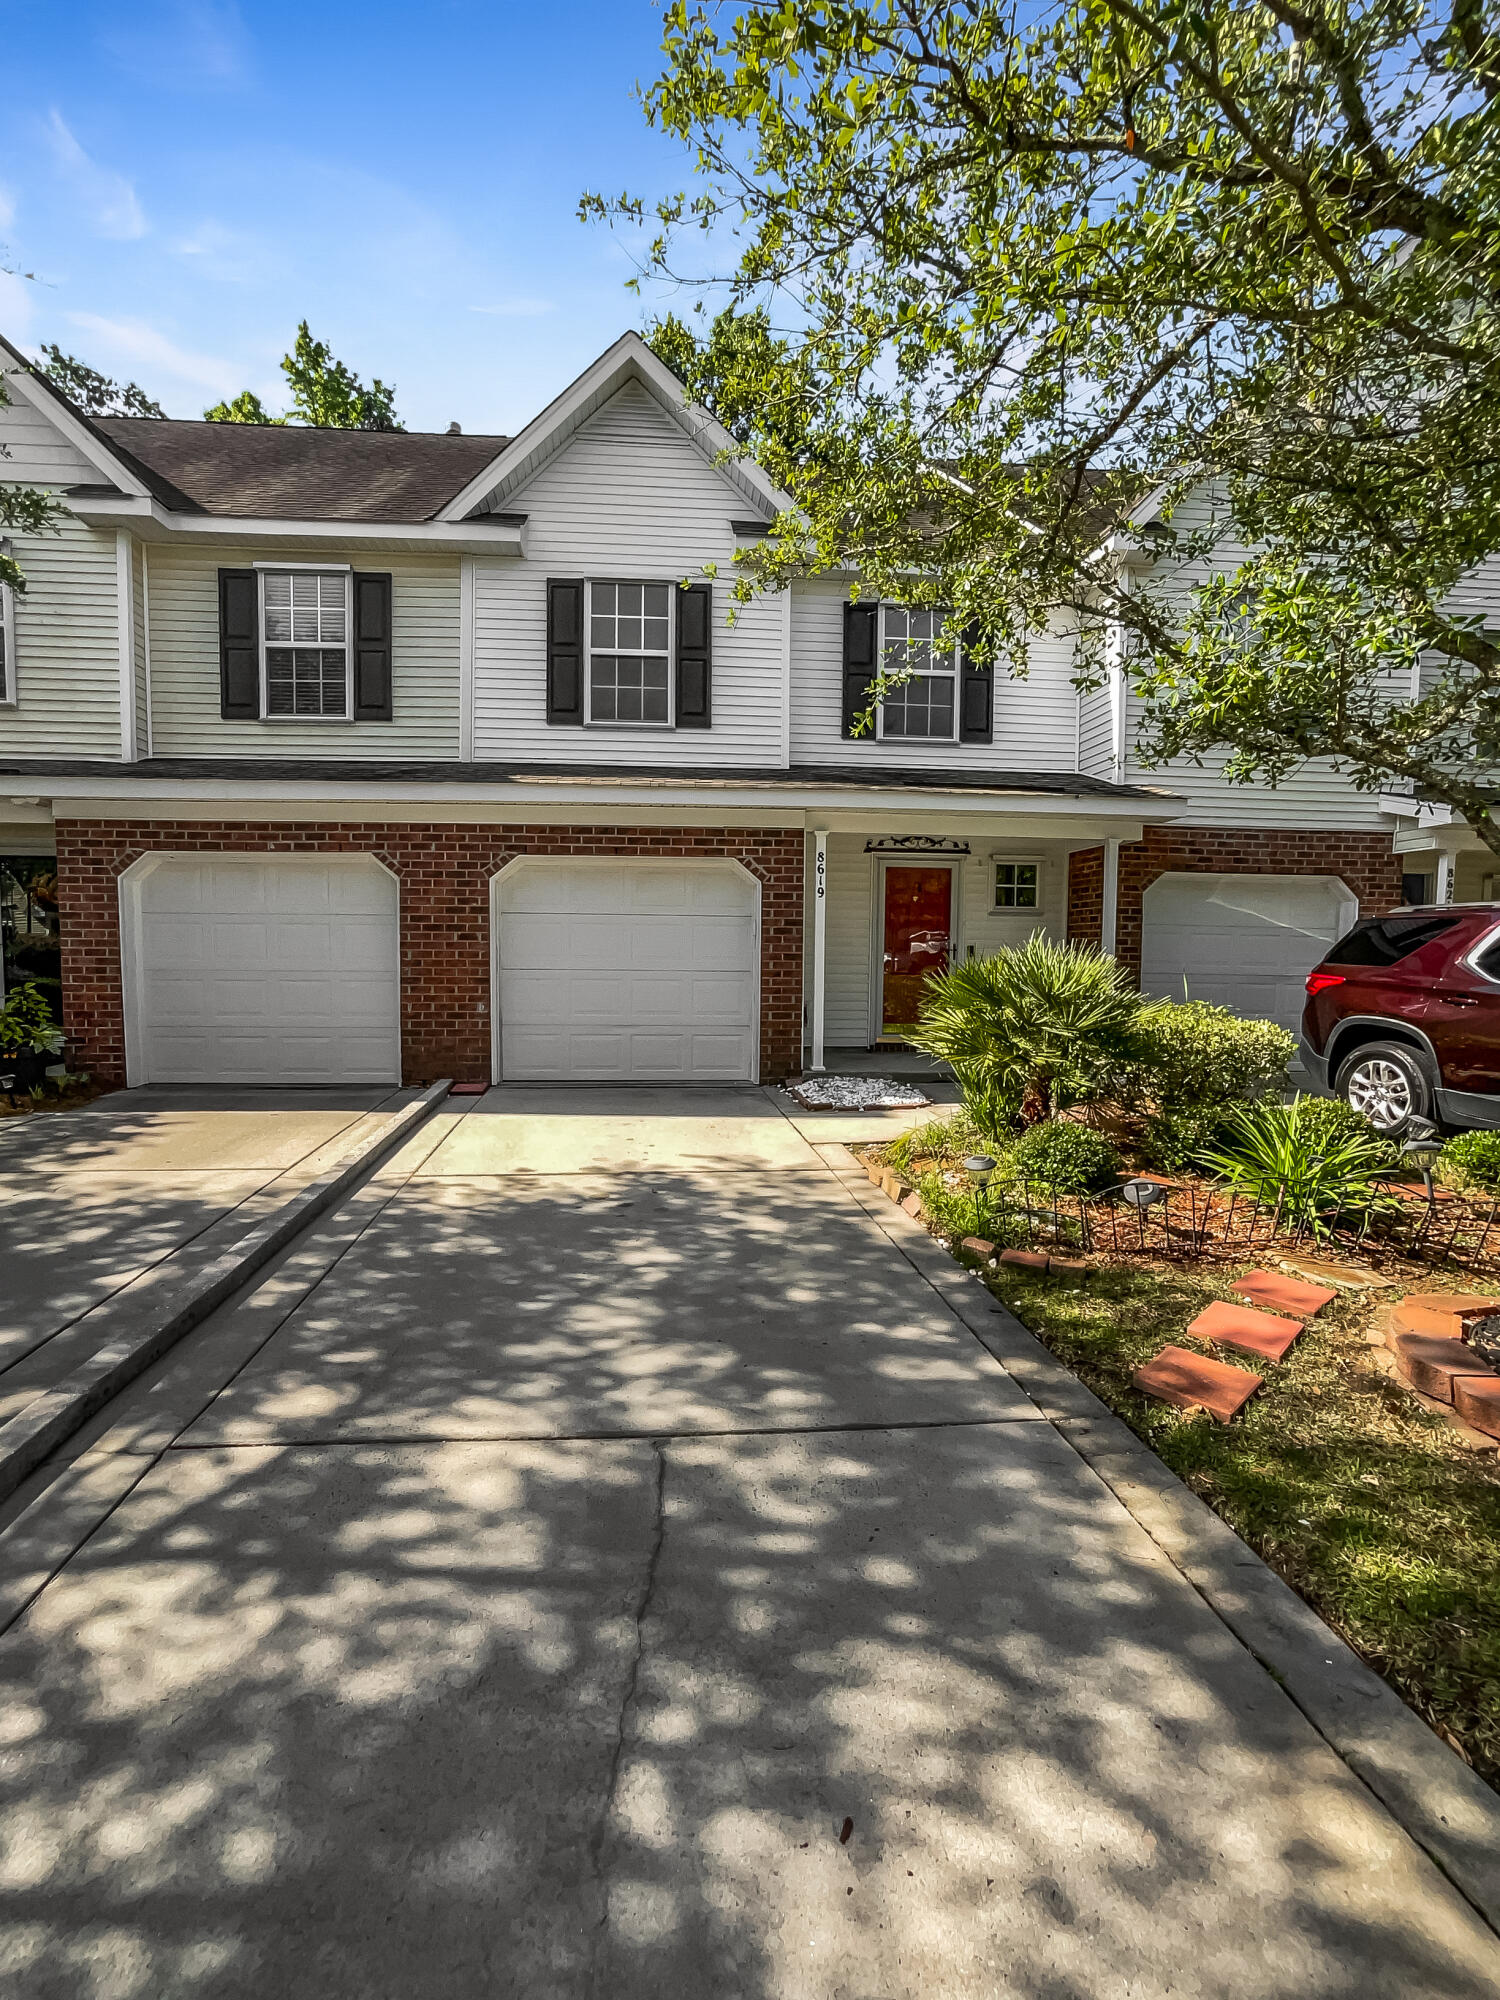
[1323,914,1461,967]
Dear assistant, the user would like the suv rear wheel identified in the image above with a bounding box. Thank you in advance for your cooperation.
[1333,1040,1435,1137]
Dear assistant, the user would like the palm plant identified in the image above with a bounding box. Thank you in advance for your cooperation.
[1201,1095,1395,1237]
[907,937,1143,1130]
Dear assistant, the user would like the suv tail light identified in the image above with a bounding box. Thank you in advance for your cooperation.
[1305,972,1346,995]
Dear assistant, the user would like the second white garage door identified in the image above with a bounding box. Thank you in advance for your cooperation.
[1140,871,1357,1036]
[495,860,758,1081]
[123,855,401,1086]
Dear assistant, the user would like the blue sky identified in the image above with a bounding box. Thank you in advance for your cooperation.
[1,1,708,434]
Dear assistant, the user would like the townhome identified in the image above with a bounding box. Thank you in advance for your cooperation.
[0,329,1444,1090]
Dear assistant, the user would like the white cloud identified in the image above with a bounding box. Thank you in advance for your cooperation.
[46,111,147,241]
[99,2,251,90]
[469,299,556,319]
[64,312,238,399]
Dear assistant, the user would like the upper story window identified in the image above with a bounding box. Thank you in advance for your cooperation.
[0,576,13,706]
[879,606,957,740]
[588,581,672,725]
[261,569,350,719]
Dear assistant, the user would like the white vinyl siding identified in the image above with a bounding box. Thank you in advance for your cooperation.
[0,392,102,486]
[1126,481,1396,828]
[0,513,123,757]
[1076,680,1115,780]
[145,545,460,757]
[132,541,149,752]
[790,580,1080,770]
[472,380,785,766]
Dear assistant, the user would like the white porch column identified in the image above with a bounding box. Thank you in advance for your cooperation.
[1100,836,1122,956]
[809,828,829,1073]
[1435,849,1455,905]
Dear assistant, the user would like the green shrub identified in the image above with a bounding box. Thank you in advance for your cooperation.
[907,937,1142,1128]
[0,982,65,1058]
[1201,1095,1394,1236]
[1128,999,1295,1112]
[1438,1129,1500,1195]
[1004,1119,1122,1194]
[1293,1092,1401,1170]
[1138,1105,1233,1174]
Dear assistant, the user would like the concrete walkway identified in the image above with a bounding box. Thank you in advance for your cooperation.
[0,1084,1496,1998]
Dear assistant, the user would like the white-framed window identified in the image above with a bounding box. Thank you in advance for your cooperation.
[878,605,957,740]
[587,580,673,725]
[260,568,351,719]
[0,576,13,706]
[993,860,1040,911]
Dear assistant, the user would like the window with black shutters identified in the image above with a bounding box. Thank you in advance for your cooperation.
[878,606,957,740]
[260,569,351,718]
[588,580,672,724]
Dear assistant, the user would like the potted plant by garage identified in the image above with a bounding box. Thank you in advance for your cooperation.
[0,980,66,1098]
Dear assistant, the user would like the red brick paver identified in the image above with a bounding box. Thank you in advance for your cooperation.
[1231,1270,1338,1317]
[999,1248,1049,1272]
[1453,1376,1500,1440]
[1394,1294,1500,1341]
[1392,1335,1499,1404]
[1187,1301,1303,1363]
[1133,1346,1263,1423]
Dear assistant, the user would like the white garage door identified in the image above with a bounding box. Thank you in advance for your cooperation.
[125,856,401,1085]
[496,860,758,1081]
[1140,872,1357,1036]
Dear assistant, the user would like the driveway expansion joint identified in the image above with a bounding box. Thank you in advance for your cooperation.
[588,1439,668,1990]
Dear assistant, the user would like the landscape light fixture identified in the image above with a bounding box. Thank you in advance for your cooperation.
[1400,1118,1445,1203]
[1119,1178,1168,1210]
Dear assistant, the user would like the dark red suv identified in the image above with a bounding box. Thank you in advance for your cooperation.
[1302,905,1500,1136]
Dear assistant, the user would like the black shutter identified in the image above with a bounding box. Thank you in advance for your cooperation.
[958,620,993,744]
[675,581,712,728]
[546,578,584,724]
[842,600,879,738]
[352,572,393,721]
[218,568,259,720]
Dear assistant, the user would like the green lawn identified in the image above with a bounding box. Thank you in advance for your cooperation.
[986,1259,1500,1786]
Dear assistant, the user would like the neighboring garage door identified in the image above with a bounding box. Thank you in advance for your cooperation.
[1140,872,1357,1036]
[495,859,758,1081]
[124,856,401,1085]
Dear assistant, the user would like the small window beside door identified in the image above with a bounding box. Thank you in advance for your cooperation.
[993,861,1039,911]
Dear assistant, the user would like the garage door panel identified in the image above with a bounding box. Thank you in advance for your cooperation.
[496,861,758,1081]
[130,859,400,1086]
[1140,872,1356,1038]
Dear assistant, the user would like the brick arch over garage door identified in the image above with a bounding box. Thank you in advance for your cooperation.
[1066,827,1405,982]
[55,821,805,1088]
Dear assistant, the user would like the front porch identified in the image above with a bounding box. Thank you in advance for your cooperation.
[802,812,1144,1070]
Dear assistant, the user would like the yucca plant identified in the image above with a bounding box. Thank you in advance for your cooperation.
[907,937,1143,1129]
[1201,1095,1395,1237]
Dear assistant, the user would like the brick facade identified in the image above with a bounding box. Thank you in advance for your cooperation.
[1066,825,1404,980]
[55,819,805,1086]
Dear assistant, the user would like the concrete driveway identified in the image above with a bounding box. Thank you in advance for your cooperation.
[0,1085,408,1421]
[0,1084,1496,1998]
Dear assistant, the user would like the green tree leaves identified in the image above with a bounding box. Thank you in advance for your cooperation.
[205,323,402,430]
[604,1,1500,850]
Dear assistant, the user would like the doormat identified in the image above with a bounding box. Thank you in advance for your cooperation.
[786,1076,931,1112]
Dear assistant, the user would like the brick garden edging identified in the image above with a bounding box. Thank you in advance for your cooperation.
[54,818,805,1087]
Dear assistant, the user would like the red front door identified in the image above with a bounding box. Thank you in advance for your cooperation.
[881,866,953,1038]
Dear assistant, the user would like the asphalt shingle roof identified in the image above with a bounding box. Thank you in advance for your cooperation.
[91,417,512,522]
